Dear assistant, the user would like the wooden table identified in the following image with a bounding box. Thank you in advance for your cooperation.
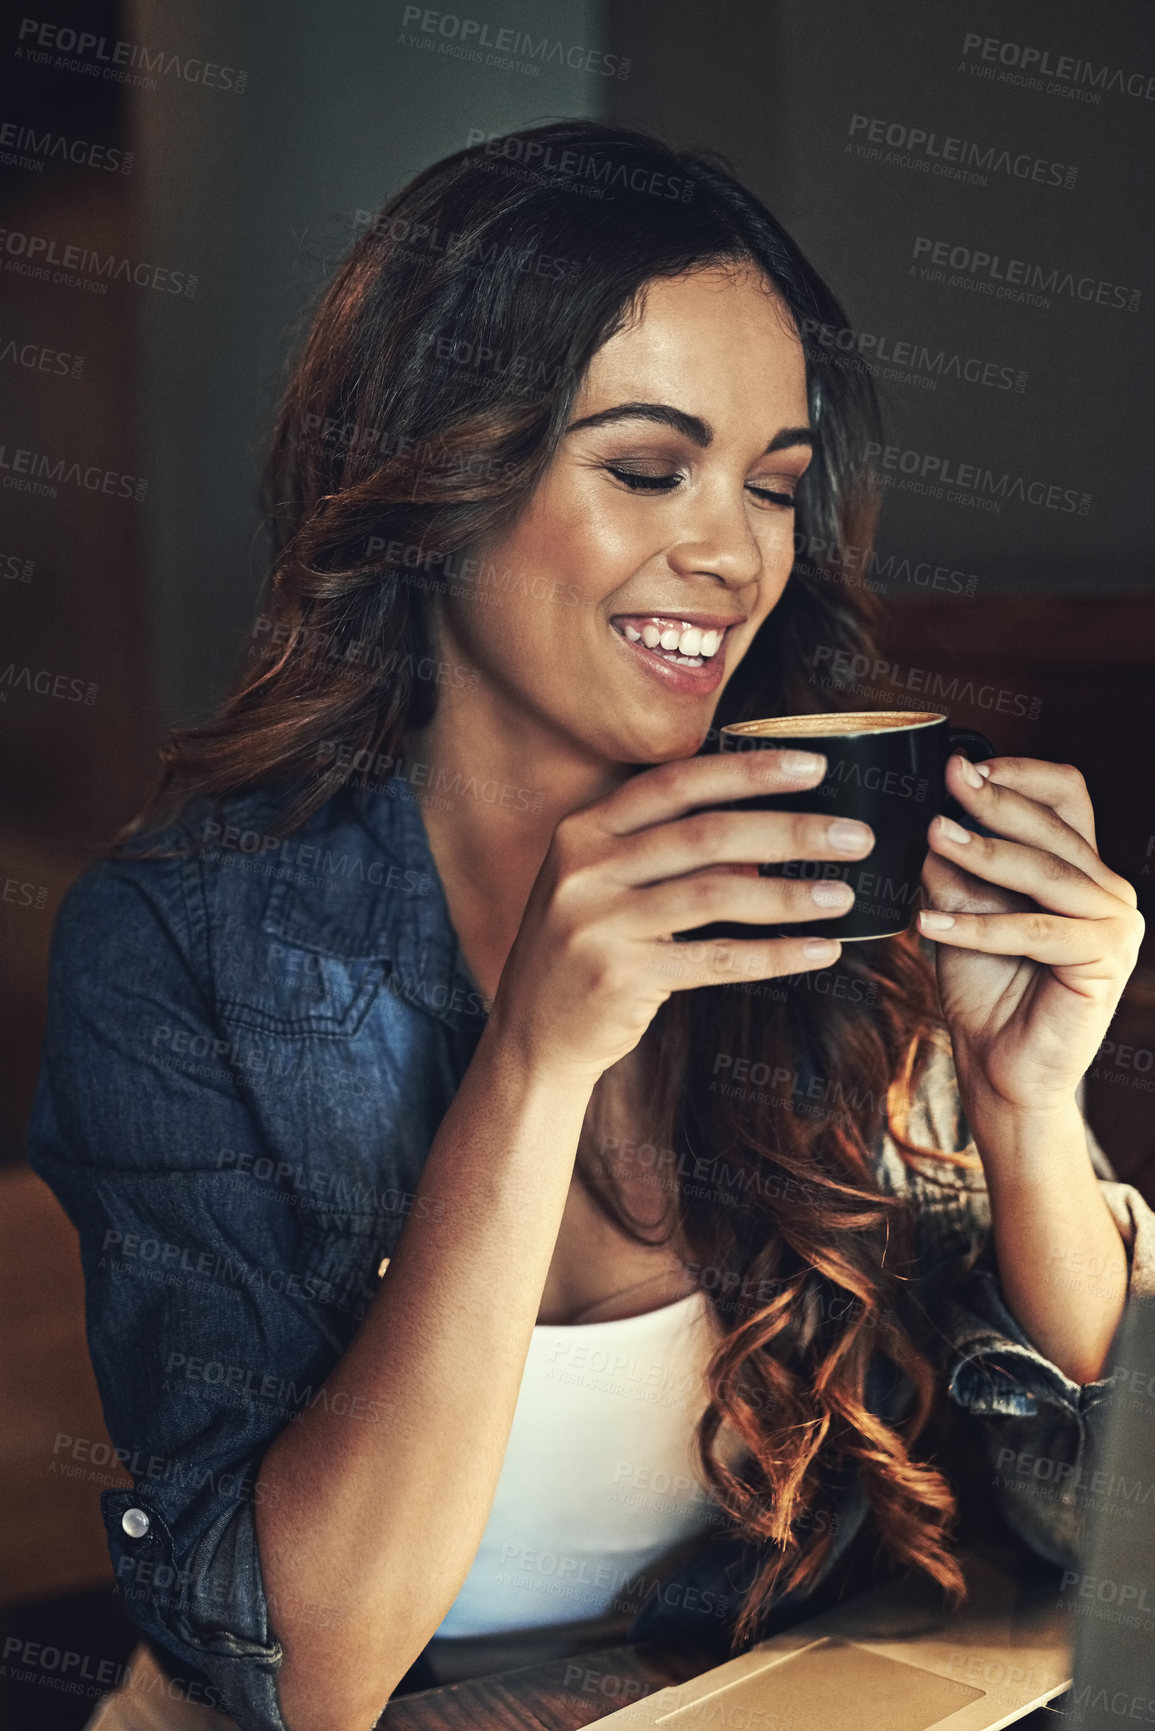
[379,1638,720,1730]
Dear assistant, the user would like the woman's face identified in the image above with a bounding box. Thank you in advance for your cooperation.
[434,261,813,767]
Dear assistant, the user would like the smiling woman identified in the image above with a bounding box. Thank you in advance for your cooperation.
[26,120,1151,1731]
[413,260,820,994]
[457,275,814,728]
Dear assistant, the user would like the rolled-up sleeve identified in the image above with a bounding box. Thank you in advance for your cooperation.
[26,849,327,1731]
[942,1175,1155,1568]
[882,1037,1155,1571]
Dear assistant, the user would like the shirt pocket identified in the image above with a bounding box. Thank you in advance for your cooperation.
[215,875,389,1039]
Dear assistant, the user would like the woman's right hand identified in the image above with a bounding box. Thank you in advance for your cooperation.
[486,749,875,1086]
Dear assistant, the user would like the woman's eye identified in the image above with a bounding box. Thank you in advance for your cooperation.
[603,466,797,508]
[604,465,680,493]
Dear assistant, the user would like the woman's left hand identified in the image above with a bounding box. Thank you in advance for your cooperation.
[917,754,1145,1116]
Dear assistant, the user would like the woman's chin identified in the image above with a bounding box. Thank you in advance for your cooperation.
[606,721,715,766]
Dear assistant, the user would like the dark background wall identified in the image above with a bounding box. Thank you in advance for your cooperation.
[604,0,1155,593]
[1,3,1152,1723]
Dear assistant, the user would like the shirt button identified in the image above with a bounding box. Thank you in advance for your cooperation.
[122,1508,151,1539]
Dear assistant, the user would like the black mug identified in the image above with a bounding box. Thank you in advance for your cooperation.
[682,710,995,945]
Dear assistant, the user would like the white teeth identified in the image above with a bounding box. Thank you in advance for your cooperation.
[616,617,727,663]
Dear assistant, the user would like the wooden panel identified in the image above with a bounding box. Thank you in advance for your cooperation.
[881,593,1155,665]
[0,1167,124,1606]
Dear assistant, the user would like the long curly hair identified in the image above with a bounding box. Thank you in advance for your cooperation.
[110,121,970,1646]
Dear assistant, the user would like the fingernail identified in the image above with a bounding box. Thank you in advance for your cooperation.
[781,751,826,778]
[920,910,956,932]
[956,756,984,790]
[975,762,992,780]
[802,938,841,960]
[937,816,972,844]
[811,881,854,908]
[828,819,872,853]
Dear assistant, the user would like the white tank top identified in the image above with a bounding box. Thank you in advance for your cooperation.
[433,1288,728,1639]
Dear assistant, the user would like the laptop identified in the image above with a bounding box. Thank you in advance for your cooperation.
[1065,1292,1155,1730]
[598,1294,1155,1731]
[598,1547,1073,1729]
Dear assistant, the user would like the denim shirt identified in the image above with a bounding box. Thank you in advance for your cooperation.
[26,776,1155,1731]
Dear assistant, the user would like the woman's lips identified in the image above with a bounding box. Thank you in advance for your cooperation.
[608,614,737,695]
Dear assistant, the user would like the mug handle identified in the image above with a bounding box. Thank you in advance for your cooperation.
[942,727,997,834]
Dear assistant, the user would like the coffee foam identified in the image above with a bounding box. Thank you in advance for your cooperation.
[724,711,944,739]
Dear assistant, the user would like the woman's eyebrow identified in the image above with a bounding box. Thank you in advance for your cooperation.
[564,401,813,455]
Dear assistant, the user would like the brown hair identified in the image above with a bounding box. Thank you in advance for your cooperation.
[111,121,970,1646]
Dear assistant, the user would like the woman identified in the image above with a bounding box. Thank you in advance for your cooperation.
[28,122,1150,1731]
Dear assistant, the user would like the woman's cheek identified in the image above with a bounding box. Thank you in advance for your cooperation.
[561,497,652,590]
[758,515,796,573]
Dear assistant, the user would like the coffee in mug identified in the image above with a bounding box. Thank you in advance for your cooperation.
[688,710,994,944]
